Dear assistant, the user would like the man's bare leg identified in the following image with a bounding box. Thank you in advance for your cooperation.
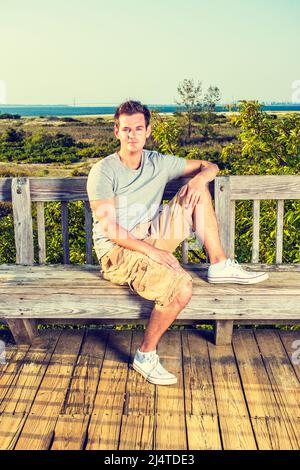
[191,187,227,264]
[189,186,269,285]
[139,280,192,352]
[139,188,225,353]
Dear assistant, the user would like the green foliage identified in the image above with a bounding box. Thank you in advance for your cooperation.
[0,119,119,164]
[176,78,203,112]
[218,100,300,264]
[0,101,299,268]
[176,78,202,139]
[0,210,15,263]
[23,132,79,163]
[185,146,202,160]
[150,111,180,154]
[0,127,25,143]
[77,141,119,160]
[0,130,81,164]
[203,86,221,112]
[220,100,300,174]
[0,113,21,120]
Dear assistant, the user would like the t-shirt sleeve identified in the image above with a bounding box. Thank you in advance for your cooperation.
[158,152,187,182]
[86,161,115,201]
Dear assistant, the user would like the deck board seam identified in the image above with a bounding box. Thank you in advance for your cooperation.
[206,335,224,450]
[231,331,259,449]
[278,331,300,386]
[117,330,134,450]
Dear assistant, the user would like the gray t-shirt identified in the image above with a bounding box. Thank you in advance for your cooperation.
[86,149,187,259]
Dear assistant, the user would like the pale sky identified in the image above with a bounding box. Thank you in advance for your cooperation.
[0,0,299,104]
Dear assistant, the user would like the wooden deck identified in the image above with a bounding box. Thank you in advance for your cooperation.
[0,328,299,450]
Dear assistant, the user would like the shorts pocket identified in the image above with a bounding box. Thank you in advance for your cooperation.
[101,247,124,273]
[128,259,149,293]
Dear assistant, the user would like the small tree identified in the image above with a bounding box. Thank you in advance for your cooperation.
[198,85,221,137]
[176,79,202,139]
[203,85,221,112]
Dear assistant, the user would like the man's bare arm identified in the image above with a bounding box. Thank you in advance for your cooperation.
[90,198,181,270]
[182,159,219,183]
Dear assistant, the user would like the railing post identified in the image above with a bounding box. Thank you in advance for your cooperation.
[214,176,235,258]
[213,176,234,345]
[7,177,38,344]
[12,177,34,265]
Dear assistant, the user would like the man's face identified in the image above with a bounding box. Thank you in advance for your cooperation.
[114,113,151,153]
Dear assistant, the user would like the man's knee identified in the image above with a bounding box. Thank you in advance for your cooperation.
[177,185,212,210]
[175,279,193,308]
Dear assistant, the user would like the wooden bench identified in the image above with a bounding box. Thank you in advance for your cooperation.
[0,175,299,346]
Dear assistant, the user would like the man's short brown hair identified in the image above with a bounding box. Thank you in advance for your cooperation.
[114,100,151,128]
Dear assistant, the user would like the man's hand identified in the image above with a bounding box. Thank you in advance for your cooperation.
[178,176,207,209]
[147,246,182,271]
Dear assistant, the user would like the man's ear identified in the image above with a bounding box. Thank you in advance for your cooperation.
[146,124,151,138]
[114,124,120,140]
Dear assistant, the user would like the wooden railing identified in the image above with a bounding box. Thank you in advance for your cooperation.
[0,175,300,267]
[214,175,300,266]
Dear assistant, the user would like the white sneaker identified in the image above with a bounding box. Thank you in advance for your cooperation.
[132,349,177,385]
[208,258,269,284]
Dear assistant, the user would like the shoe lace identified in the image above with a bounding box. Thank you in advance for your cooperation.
[229,259,244,271]
[149,353,160,368]
[142,353,161,374]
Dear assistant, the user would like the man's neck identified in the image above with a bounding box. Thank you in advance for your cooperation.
[117,149,143,170]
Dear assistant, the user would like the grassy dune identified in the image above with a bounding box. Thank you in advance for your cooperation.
[0,111,298,177]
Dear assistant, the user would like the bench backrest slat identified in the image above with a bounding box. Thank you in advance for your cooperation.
[0,177,192,202]
[276,200,284,264]
[36,201,46,264]
[229,175,300,200]
[252,200,260,263]
[214,177,235,259]
[84,201,93,265]
[61,201,70,264]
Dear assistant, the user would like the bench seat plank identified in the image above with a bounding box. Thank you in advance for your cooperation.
[1,264,300,321]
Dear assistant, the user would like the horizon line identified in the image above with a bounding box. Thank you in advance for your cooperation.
[1,101,300,107]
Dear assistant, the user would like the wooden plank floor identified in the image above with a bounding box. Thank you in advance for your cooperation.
[0,328,299,450]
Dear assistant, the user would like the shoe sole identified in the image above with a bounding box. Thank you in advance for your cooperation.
[132,362,177,385]
[207,273,269,284]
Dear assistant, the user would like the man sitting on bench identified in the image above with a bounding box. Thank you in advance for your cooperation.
[87,100,268,386]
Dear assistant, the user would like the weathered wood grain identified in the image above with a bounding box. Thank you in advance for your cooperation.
[9,178,36,343]
[84,201,93,264]
[233,330,298,449]
[61,201,69,265]
[252,200,260,263]
[254,330,300,446]
[36,202,46,264]
[276,200,284,264]
[229,175,300,200]
[84,331,131,450]
[51,414,90,450]
[14,330,84,449]
[208,342,257,449]
[0,329,299,450]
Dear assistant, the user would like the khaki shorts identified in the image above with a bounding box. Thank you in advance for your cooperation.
[100,187,194,308]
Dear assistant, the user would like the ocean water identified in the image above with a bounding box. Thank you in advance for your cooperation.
[0,104,300,117]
